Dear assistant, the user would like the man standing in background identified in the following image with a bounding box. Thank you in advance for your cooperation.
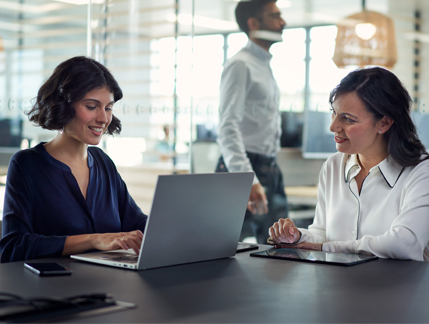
[216,0,288,243]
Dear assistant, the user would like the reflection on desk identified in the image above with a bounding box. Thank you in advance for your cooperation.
[255,247,378,266]
[1,246,429,323]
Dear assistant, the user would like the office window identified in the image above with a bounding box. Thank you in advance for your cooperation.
[226,29,307,113]
[90,1,182,172]
[271,28,306,112]
[150,33,223,147]
[308,25,356,111]
[226,33,247,59]
[191,35,224,134]
[0,0,89,144]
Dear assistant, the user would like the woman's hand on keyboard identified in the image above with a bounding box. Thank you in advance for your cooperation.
[94,230,143,255]
[63,230,144,256]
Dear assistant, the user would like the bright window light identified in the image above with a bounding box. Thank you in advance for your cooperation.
[166,14,237,31]
[54,0,105,5]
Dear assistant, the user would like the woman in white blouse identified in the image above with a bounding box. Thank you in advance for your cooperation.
[269,67,429,261]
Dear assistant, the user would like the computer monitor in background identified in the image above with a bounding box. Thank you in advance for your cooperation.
[302,110,337,159]
[280,111,303,148]
[0,118,22,147]
[196,124,217,142]
[411,111,429,149]
[0,118,23,166]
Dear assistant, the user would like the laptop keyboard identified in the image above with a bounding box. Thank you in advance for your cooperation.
[110,255,138,263]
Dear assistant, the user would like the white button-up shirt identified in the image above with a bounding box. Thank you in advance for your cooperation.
[217,40,281,184]
[300,153,429,261]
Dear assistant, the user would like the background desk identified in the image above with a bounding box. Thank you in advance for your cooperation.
[1,247,429,323]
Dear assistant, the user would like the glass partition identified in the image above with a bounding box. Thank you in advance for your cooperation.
[308,25,354,112]
[0,0,189,213]
[0,0,89,147]
[0,0,427,216]
[90,1,179,169]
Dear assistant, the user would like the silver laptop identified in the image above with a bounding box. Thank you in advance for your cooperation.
[71,172,254,270]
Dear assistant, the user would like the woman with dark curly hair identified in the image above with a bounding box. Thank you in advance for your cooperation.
[269,67,429,261]
[0,56,147,262]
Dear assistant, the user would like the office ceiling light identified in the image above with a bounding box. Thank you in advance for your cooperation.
[355,22,376,40]
[333,0,397,68]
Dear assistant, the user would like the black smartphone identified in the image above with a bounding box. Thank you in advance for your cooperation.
[24,262,72,276]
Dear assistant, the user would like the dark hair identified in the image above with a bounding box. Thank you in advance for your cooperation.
[27,56,122,135]
[329,67,428,167]
[235,0,276,35]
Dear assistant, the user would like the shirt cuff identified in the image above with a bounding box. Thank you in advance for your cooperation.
[297,230,309,243]
[322,243,329,252]
[252,174,260,185]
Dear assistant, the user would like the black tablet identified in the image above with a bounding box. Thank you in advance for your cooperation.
[250,247,378,266]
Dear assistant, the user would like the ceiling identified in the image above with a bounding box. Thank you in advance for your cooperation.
[177,0,425,34]
[0,0,427,41]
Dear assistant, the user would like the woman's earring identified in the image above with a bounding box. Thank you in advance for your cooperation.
[378,131,382,134]
[60,127,64,134]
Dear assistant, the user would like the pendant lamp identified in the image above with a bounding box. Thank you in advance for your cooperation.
[333,0,397,68]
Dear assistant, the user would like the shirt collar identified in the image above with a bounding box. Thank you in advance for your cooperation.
[344,154,404,188]
[377,156,404,188]
[245,39,273,62]
[87,148,94,168]
[344,154,360,183]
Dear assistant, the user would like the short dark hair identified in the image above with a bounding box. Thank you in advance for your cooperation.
[27,56,122,135]
[329,67,428,167]
[235,0,277,35]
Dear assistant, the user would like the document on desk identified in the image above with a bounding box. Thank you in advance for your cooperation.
[250,248,378,266]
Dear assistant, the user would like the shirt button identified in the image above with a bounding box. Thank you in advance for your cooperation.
[352,231,356,235]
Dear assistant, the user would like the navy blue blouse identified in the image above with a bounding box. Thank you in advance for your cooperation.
[0,143,147,262]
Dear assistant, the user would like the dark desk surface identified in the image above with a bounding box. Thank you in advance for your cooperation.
[1,245,429,323]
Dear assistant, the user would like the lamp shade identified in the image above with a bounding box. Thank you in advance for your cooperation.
[333,10,397,68]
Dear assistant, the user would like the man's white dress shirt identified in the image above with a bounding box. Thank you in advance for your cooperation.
[300,153,429,261]
[217,40,281,184]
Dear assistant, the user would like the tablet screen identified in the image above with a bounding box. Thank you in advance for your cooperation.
[250,248,378,266]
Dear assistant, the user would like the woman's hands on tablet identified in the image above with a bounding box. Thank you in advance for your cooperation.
[269,218,301,244]
[284,241,323,251]
[268,218,322,251]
